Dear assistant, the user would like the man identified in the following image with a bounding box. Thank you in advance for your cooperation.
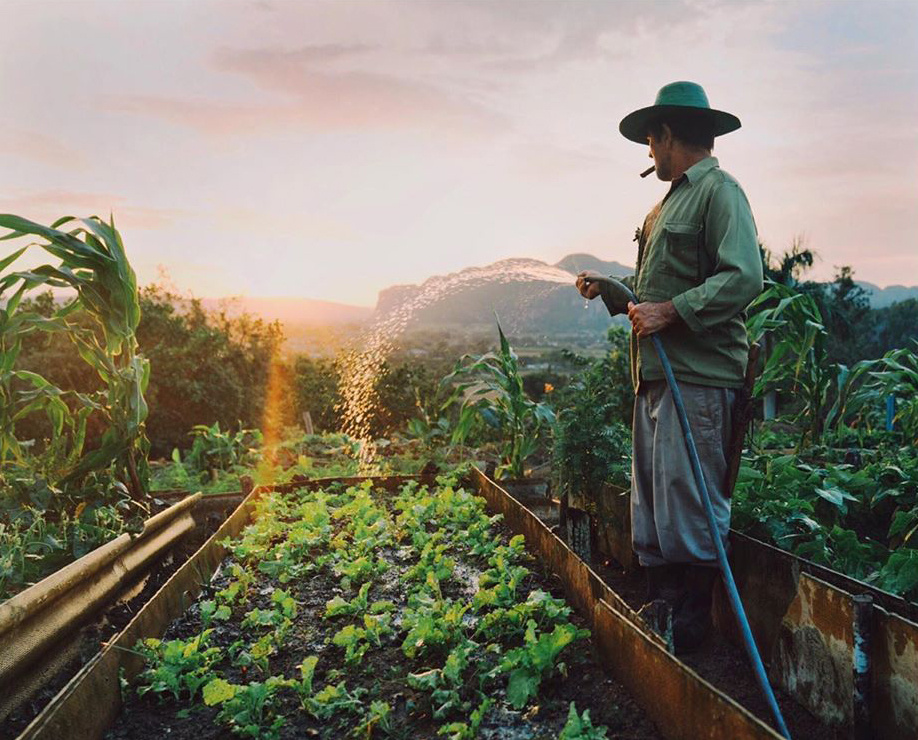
[576,81,763,652]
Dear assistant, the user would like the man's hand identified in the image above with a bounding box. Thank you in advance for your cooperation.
[627,300,679,337]
[576,270,604,300]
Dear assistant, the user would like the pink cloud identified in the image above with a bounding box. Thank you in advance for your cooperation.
[0,128,87,169]
[0,190,186,230]
[216,45,500,131]
[102,44,508,139]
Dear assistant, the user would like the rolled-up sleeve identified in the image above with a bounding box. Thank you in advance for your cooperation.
[671,181,763,332]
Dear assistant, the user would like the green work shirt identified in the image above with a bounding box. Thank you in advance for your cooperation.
[604,156,763,390]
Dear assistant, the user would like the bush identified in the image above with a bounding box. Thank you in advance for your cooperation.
[551,326,634,497]
[137,285,287,457]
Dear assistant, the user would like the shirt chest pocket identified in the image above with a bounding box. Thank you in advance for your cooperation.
[658,221,703,285]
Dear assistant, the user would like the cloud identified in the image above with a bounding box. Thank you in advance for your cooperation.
[103,42,509,139]
[216,43,509,134]
[0,190,187,230]
[416,0,700,72]
[0,128,87,169]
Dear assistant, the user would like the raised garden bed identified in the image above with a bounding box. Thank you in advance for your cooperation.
[107,477,661,739]
[0,494,230,738]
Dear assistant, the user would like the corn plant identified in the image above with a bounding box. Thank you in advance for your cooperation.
[441,321,554,478]
[747,281,834,447]
[184,421,262,478]
[0,214,150,496]
[827,342,918,443]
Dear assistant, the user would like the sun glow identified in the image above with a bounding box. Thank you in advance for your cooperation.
[255,344,293,486]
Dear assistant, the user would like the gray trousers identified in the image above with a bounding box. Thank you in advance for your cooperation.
[631,379,736,567]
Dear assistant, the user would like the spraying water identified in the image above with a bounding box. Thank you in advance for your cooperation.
[338,258,588,468]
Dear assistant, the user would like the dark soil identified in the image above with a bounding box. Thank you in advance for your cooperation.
[0,515,221,740]
[107,498,663,740]
[592,558,844,740]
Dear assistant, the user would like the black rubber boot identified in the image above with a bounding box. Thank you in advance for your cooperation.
[672,565,719,654]
[639,564,688,652]
[643,563,687,606]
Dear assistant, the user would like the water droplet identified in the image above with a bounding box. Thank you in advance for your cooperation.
[339,259,580,469]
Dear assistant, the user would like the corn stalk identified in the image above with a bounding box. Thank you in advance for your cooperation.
[747,281,833,447]
[826,341,918,443]
[0,214,150,497]
[441,320,554,479]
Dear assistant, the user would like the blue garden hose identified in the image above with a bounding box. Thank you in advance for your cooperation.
[601,278,791,739]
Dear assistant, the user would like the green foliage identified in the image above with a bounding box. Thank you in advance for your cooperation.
[0,469,141,598]
[442,321,554,478]
[241,587,298,638]
[185,421,261,475]
[135,631,221,702]
[230,634,277,677]
[496,620,588,709]
[325,582,373,618]
[129,478,610,736]
[136,284,287,457]
[305,680,367,720]
[0,214,150,494]
[292,355,342,433]
[552,326,633,501]
[202,676,289,739]
[407,639,477,719]
[871,298,918,357]
[401,593,470,659]
[358,699,393,737]
[332,612,393,665]
[822,266,874,366]
[293,354,441,439]
[828,342,918,445]
[732,445,918,600]
[560,702,609,740]
[437,698,493,740]
[748,281,833,447]
[875,549,918,599]
[0,215,153,597]
[476,589,572,642]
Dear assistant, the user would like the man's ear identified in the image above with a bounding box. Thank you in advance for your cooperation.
[660,123,674,146]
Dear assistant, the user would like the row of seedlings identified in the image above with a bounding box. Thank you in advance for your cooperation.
[108,477,660,739]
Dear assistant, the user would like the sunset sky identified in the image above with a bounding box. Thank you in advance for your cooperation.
[2,0,916,307]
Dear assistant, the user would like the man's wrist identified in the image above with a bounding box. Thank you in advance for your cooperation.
[661,300,679,326]
[671,294,703,332]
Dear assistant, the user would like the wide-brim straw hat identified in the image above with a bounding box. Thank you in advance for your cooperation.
[619,81,741,144]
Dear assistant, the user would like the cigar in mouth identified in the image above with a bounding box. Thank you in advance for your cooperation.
[640,165,656,178]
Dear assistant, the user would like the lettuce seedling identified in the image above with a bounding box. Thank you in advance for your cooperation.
[135,630,221,702]
[559,702,609,739]
[306,681,367,720]
[495,620,589,709]
[203,676,289,740]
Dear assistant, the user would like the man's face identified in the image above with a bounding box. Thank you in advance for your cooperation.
[647,127,673,181]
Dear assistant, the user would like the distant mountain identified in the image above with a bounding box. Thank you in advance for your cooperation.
[191,259,915,340]
[554,253,633,278]
[200,296,372,326]
[857,282,918,309]
[373,255,634,335]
